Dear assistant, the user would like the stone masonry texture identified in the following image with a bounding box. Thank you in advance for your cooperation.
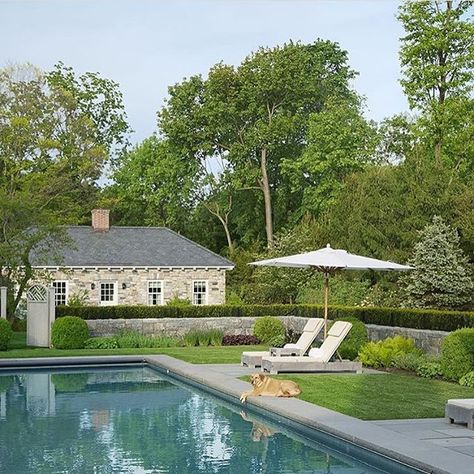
[86,316,449,354]
[44,267,226,305]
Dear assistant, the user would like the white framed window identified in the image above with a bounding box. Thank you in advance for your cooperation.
[100,282,117,306]
[147,280,163,305]
[52,280,68,306]
[192,280,207,305]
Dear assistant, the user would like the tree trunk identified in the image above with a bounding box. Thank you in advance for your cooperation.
[259,148,274,248]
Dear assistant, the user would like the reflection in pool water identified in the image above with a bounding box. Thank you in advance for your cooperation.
[0,367,391,473]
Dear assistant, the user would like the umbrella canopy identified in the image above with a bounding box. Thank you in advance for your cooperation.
[250,244,412,338]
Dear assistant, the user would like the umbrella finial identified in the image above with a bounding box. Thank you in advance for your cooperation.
[326,243,331,248]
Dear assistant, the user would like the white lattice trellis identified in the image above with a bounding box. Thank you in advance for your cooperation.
[27,285,48,303]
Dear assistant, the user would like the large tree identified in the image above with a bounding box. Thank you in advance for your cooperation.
[398,0,474,160]
[0,64,129,316]
[282,97,378,217]
[158,40,357,247]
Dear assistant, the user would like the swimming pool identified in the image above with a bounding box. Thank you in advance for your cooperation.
[0,365,421,473]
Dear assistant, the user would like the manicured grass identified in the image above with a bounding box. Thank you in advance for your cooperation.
[262,373,474,420]
[2,333,264,364]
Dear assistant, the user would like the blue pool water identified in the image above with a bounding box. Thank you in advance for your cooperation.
[0,366,418,473]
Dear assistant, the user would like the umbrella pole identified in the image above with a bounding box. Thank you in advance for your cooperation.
[323,273,329,338]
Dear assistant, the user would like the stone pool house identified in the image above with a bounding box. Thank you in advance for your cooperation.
[32,209,234,307]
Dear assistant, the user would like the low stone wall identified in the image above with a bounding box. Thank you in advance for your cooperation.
[366,324,449,355]
[86,316,449,354]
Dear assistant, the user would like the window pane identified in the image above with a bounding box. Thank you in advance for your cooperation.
[148,281,162,305]
[192,281,206,305]
[52,281,67,306]
[100,283,115,302]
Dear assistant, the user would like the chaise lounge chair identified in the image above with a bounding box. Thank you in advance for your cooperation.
[261,320,362,374]
[241,318,325,368]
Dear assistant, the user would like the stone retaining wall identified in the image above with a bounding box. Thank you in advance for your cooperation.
[86,316,449,354]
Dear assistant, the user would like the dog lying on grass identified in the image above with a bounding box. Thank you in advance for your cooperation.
[240,373,301,403]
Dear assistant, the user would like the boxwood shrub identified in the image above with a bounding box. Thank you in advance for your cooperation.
[0,319,13,351]
[51,316,90,349]
[441,328,474,381]
[56,304,474,332]
[253,316,286,346]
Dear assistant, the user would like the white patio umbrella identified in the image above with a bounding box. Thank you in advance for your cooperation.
[250,244,412,338]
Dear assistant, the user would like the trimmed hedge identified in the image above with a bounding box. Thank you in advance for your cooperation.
[56,304,474,332]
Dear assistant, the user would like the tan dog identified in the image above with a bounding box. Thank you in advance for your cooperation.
[240,373,301,403]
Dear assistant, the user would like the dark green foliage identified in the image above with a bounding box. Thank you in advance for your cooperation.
[51,373,89,392]
[10,318,26,332]
[57,304,474,332]
[416,361,443,379]
[334,316,368,360]
[441,328,474,381]
[358,336,420,368]
[459,371,474,388]
[51,316,90,349]
[253,317,286,345]
[0,319,13,351]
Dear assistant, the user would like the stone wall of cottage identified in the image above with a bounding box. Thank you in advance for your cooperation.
[44,267,226,305]
[86,316,449,354]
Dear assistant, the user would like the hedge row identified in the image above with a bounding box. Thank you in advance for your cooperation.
[56,304,474,332]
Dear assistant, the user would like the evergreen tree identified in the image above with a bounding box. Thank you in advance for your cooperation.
[402,216,473,309]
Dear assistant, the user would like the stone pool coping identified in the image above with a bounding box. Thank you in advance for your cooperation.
[0,354,471,474]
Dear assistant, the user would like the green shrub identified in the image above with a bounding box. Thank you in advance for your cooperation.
[184,330,201,347]
[459,371,474,388]
[51,373,88,392]
[208,329,224,346]
[84,337,119,349]
[183,329,223,347]
[56,304,474,332]
[0,376,13,392]
[253,316,285,345]
[334,317,368,360]
[358,336,419,368]
[114,331,180,348]
[51,316,89,349]
[0,319,13,351]
[416,361,443,379]
[392,352,425,372]
[441,328,474,381]
[166,295,191,307]
[268,334,286,347]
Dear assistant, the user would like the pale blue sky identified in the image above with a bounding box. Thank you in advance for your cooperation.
[1,0,408,143]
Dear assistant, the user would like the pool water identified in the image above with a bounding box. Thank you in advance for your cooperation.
[0,366,415,473]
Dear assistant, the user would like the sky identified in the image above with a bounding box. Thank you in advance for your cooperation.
[1,0,409,144]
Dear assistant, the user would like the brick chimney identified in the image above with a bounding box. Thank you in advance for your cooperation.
[91,209,110,232]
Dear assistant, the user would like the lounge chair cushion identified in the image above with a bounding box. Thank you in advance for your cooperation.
[328,321,348,337]
[304,319,321,333]
[308,347,324,358]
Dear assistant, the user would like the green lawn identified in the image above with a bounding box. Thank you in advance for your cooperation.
[263,373,474,420]
[2,332,264,364]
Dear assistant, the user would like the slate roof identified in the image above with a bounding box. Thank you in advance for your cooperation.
[32,226,234,268]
